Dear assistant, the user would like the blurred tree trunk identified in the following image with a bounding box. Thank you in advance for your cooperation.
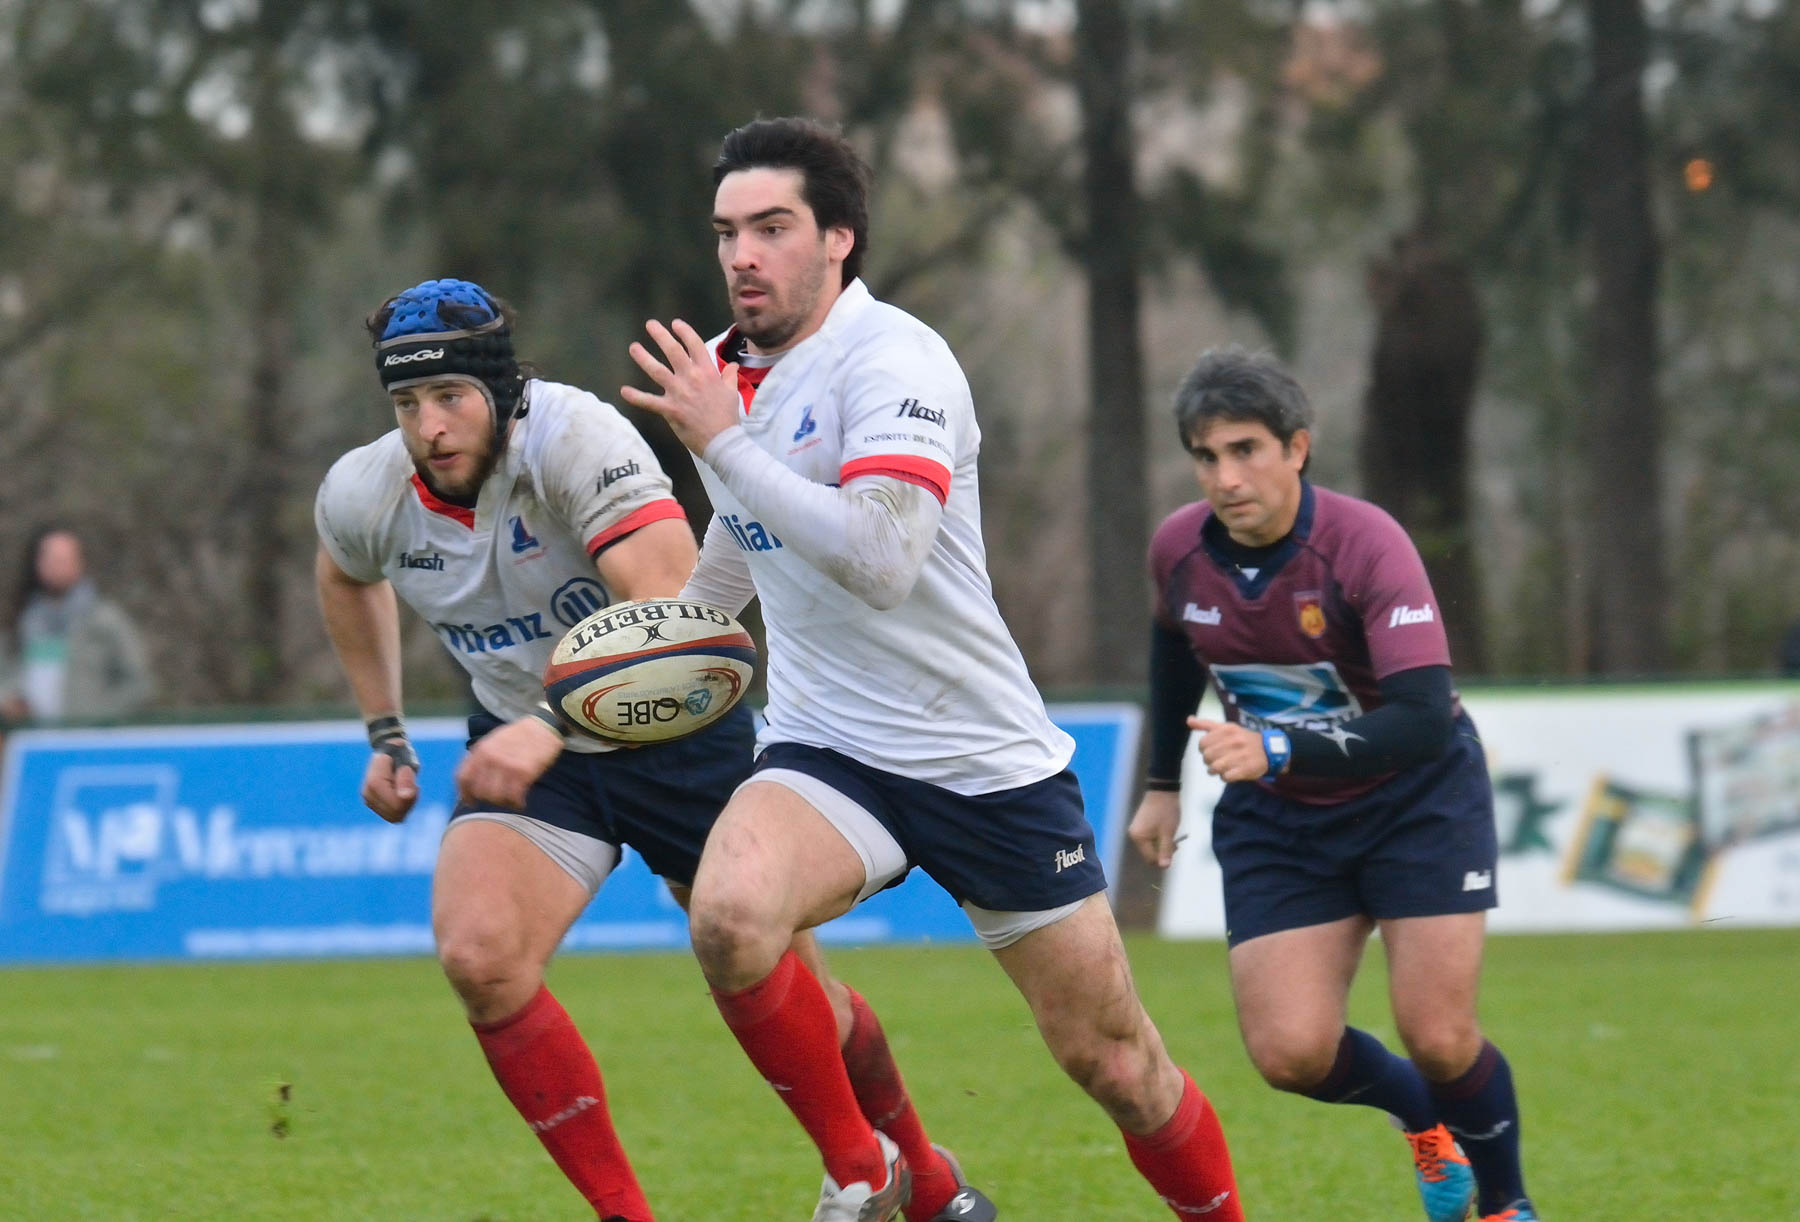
[1075,0,1148,684]
[1075,0,1161,930]
[239,18,302,701]
[1361,227,1488,673]
[1580,0,1665,674]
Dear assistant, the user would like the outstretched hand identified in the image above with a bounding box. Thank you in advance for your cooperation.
[619,319,742,455]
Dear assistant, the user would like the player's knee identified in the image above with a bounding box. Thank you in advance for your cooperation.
[1244,1029,1339,1093]
[1398,1018,1482,1082]
[1061,1037,1166,1127]
[1043,1012,1163,1119]
[687,886,785,980]
[434,918,528,1006]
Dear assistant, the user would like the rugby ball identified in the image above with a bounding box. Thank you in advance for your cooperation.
[543,598,756,744]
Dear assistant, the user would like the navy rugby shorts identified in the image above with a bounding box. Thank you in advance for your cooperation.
[750,742,1109,913]
[451,702,755,886]
[1211,711,1499,946]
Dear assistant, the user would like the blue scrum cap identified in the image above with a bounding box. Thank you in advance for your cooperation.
[373,278,525,425]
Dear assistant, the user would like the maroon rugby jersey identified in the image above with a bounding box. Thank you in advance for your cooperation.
[1149,483,1455,804]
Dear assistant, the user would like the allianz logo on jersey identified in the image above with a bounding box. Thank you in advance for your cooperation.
[432,580,607,654]
[1183,603,1222,626]
[719,513,783,552]
[1388,604,1435,628]
[40,772,446,916]
[433,614,556,654]
[792,405,817,443]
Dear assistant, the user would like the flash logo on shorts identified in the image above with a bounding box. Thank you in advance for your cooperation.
[1054,845,1087,873]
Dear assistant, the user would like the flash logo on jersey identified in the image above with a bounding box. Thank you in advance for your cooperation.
[1388,604,1435,628]
[895,398,945,427]
[599,460,640,489]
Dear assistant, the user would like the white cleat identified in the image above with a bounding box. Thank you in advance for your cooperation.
[812,1130,912,1222]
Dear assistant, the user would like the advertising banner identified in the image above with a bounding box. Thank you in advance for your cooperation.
[1159,683,1800,938]
[0,704,1141,964]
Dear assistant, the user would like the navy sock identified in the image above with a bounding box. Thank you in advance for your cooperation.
[1430,1040,1530,1215]
[1300,1027,1437,1133]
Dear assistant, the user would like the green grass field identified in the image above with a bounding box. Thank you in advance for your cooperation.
[2,928,1792,1219]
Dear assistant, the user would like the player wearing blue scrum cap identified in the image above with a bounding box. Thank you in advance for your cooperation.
[315,278,968,1221]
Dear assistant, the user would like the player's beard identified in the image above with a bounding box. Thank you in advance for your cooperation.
[731,243,830,353]
[409,423,503,502]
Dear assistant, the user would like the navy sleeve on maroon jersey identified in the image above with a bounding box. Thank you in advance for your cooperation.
[1282,664,1454,777]
[1147,619,1206,784]
[1336,500,1453,678]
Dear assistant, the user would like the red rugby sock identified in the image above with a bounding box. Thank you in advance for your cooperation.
[472,985,652,1221]
[713,950,886,1189]
[840,988,955,1220]
[1122,1071,1244,1220]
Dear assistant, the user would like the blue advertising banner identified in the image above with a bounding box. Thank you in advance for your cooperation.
[0,705,1141,964]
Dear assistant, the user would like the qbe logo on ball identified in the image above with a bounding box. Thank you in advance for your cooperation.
[543,598,756,744]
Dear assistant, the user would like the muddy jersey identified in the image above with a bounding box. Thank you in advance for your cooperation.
[697,279,1073,794]
[315,379,686,753]
[1150,482,1454,803]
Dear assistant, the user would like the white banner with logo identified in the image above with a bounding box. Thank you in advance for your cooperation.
[1159,683,1800,937]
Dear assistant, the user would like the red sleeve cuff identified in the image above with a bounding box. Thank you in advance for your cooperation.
[587,498,689,554]
[839,455,952,505]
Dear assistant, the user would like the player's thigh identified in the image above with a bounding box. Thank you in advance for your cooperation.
[1227,916,1371,1058]
[1379,911,1486,1042]
[602,704,756,887]
[691,779,868,932]
[990,893,1157,1054]
[433,817,596,967]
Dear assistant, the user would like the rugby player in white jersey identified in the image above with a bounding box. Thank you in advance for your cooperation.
[315,278,979,1222]
[621,118,1247,1222]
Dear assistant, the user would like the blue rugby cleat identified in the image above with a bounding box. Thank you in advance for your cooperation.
[1406,1124,1476,1222]
[1478,1205,1540,1222]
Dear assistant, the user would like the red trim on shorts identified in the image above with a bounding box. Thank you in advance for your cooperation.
[410,473,475,528]
[586,498,689,555]
[839,455,951,505]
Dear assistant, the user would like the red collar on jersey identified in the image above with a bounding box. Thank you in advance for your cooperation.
[716,327,773,413]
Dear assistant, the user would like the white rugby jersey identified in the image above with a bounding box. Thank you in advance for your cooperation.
[698,279,1073,794]
[315,379,686,752]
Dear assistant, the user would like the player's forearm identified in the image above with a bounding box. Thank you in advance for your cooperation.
[679,516,759,617]
[701,428,941,610]
[1282,665,1455,777]
[316,561,405,719]
[1147,619,1205,786]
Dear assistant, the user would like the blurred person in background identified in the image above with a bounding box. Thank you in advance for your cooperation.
[0,525,153,727]
[1130,346,1539,1222]
[1778,615,1800,676]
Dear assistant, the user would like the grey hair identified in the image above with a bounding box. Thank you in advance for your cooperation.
[1172,346,1314,456]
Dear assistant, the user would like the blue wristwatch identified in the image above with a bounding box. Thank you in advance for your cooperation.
[1260,729,1292,777]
